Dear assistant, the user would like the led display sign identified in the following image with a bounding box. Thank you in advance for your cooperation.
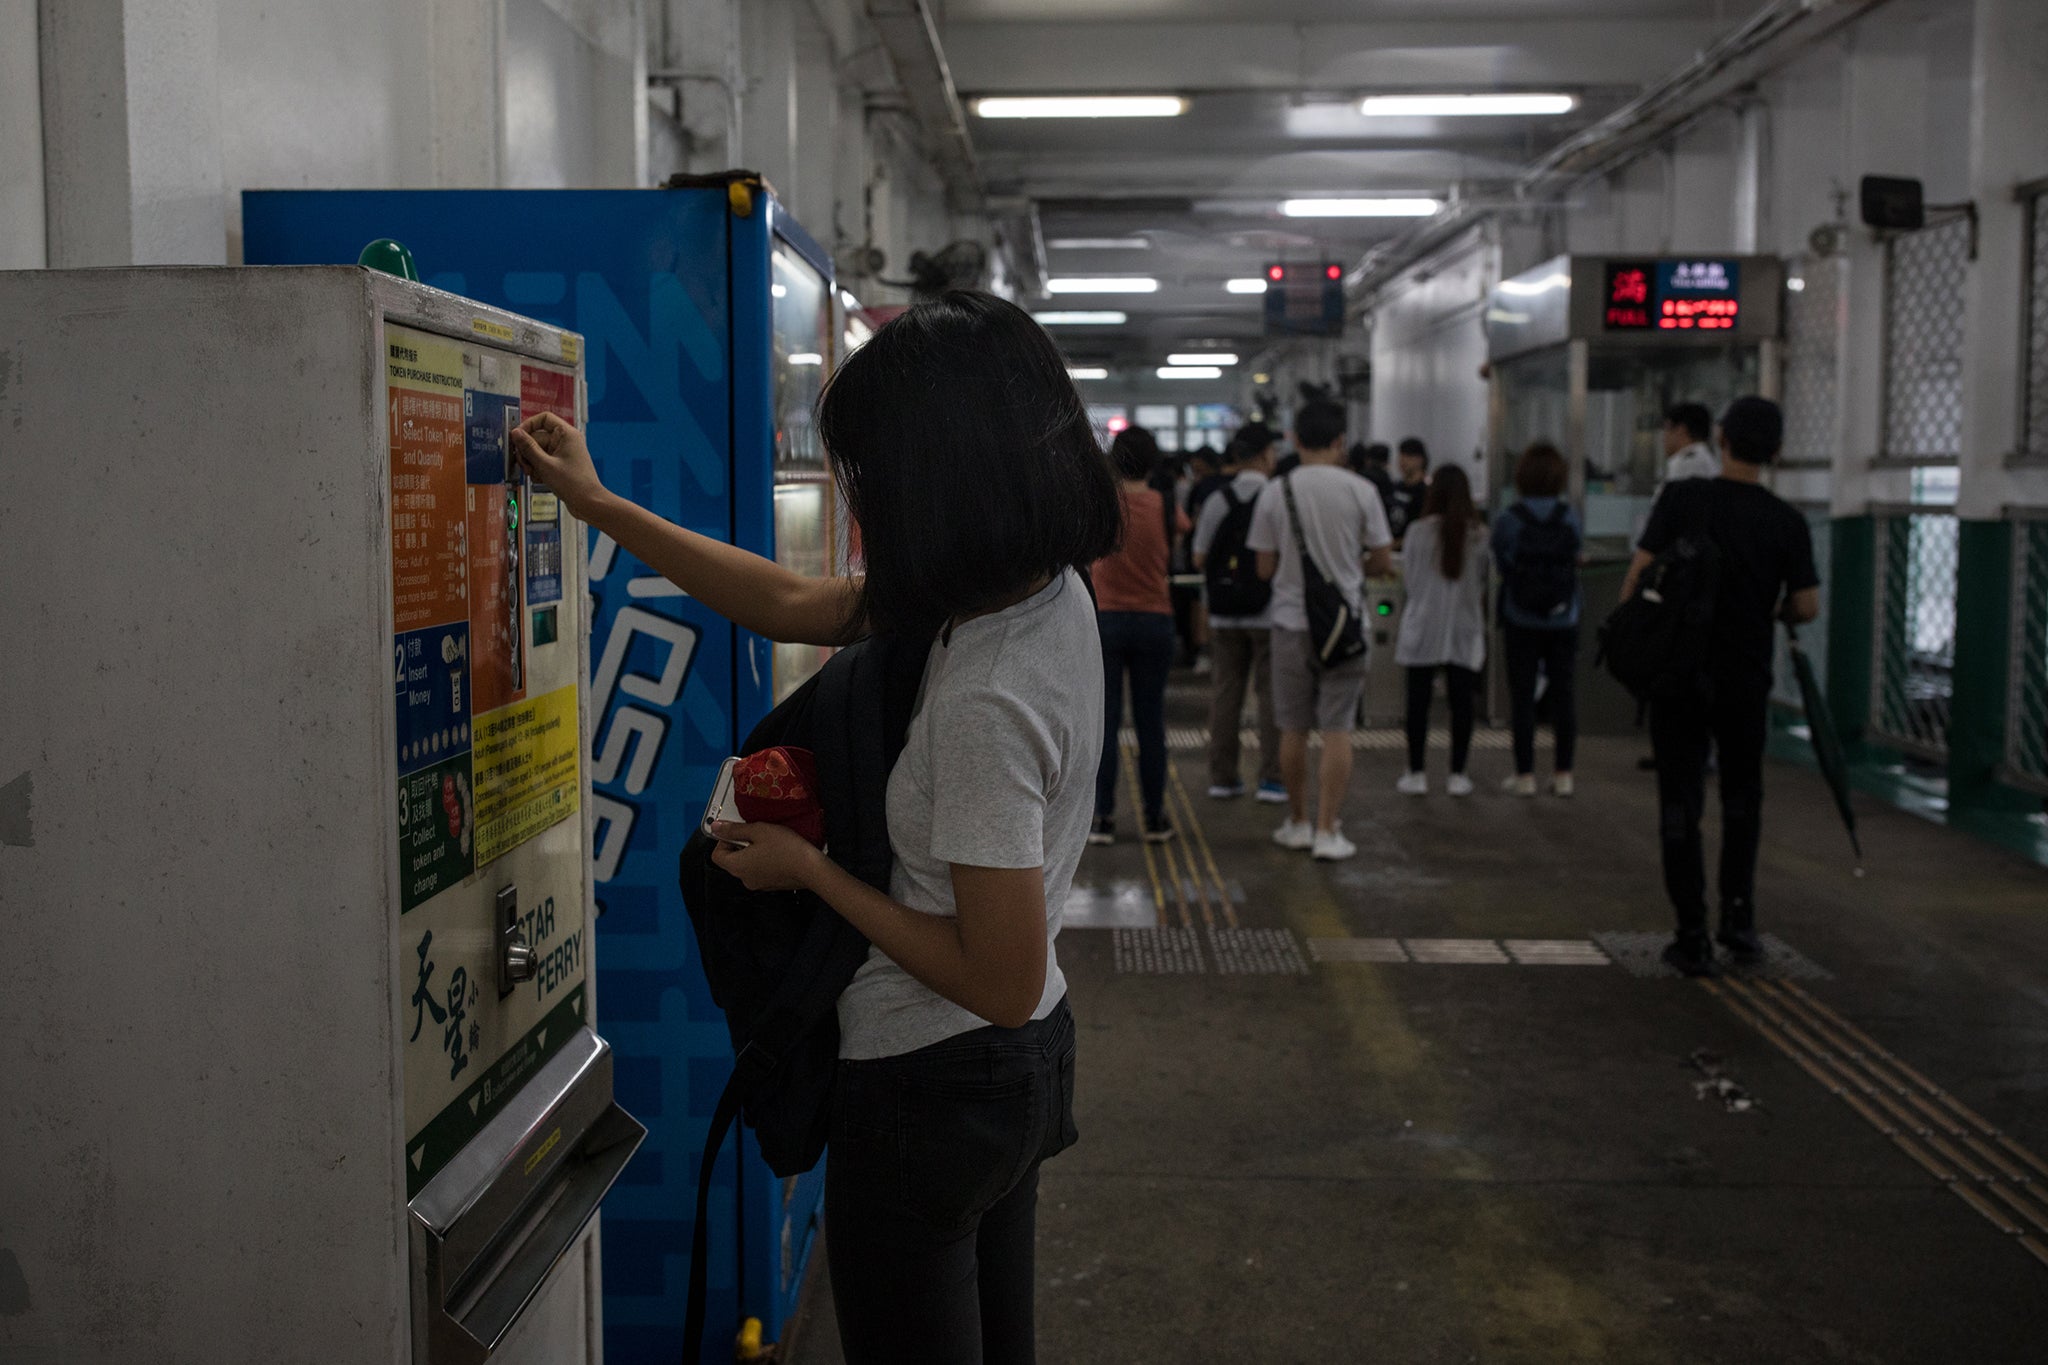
[1604,258,1741,333]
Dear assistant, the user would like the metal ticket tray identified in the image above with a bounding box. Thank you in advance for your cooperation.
[411,1027,644,1365]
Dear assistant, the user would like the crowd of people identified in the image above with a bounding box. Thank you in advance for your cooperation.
[1084,393,1820,981]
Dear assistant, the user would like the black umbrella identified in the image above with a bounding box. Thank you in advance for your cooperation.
[1786,623,1863,867]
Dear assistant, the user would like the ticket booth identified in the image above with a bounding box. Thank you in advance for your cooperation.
[245,182,846,1361]
[1484,254,1784,730]
[0,266,641,1364]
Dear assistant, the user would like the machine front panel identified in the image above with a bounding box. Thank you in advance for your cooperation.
[386,320,589,1195]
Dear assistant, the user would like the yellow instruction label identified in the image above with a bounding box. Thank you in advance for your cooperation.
[471,685,581,865]
[472,317,517,343]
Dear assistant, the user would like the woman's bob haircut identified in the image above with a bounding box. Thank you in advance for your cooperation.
[818,290,1122,638]
[1514,441,1569,499]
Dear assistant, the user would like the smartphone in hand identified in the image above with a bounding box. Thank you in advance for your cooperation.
[701,756,748,847]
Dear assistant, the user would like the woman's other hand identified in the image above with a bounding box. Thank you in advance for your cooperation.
[510,412,610,520]
[709,820,828,892]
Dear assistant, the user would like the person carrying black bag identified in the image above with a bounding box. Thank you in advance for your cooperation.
[1622,396,1820,978]
[1245,398,1393,861]
[511,290,1121,1365]
[1491,442,1584,799]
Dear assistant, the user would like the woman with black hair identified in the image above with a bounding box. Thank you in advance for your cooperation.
[1393,464,1490,797]
[1087,425,1186,845]
[509,290,1121,1365]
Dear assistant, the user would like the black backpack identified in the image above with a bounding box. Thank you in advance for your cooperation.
[1505,502,1579,620]
[674,633,927,1361]
[1596,535,1723,706]
[1203,484,1273,618]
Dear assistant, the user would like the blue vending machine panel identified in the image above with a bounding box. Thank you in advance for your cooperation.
[245,187,834,1361]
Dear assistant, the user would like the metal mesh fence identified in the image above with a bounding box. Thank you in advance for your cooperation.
[1781,258,1840,466]
[2007,520,2048,791]
[1871,511,1959,758]
[2025,190,2048,459]
[1882,217,1970,461]
[1773,508,1833,711]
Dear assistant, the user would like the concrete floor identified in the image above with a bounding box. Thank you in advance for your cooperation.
[785,680,2048,1364]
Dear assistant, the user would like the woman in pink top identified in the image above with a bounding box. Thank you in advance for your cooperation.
[1089,426,1188,845]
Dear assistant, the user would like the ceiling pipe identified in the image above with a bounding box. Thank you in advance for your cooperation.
[864,0,984,213]
[1348,0,1899,300]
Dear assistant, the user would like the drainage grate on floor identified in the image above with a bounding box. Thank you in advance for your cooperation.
[1113,926,1206,974]
[1403,938,1513,965]
[1593,930,1833,981]
[1207,927,1310,975]
[1307,936,1410,963]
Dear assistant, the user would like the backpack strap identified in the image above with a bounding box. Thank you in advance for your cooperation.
[683,1071,747,1365]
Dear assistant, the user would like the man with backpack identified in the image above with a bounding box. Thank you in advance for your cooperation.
[1619,396,1820,976]
[1491,442,1582,798]
[1193,427,1286,803]
[1247,399,1394,861]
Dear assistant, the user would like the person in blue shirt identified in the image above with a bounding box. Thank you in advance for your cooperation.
[1489,442,1583,797]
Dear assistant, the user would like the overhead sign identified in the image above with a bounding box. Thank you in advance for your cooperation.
[1263,263,1346,337]
[1604,258,1741,332]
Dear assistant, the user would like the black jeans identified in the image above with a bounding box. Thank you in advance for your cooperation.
[1094,610,1175,825]
[1404,664,1478,774]
[1649,682,1770,939]
[826,999,1079,1365]
[1503,625,1579,775]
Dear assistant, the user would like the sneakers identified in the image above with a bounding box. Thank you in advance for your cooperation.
[1311,823,1357,861]
[1254,781,1290,804]
[1207,781,1246,800]
[1272,818,1315,851]
[1142,819,1176,845]
[1716,928,1763,964]
[1395,771,1429,796]
[1501,773,1537,798]
[1087,817,1115,846]
[1446,773,1474,798]
[1551,773,1575,798]
[1661,935,1720,978]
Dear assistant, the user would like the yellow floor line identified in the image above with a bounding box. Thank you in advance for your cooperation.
[1707,976,2048,1271]
[1166,759,1239,930]
[1122,741,1188,930]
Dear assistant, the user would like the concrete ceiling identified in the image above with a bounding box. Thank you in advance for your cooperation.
[935,0,1761,367]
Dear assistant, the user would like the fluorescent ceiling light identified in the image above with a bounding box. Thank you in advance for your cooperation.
[1225,278,1269,294]
[1282,198,1440,218]
[1047,277,1159,294]
[1361,93,1577,118]
[974,96,1187,119]
[1168,353,1238,366]
[1049,237,1150,250]
[788,352,823,366]
[1067,367,1110,380]
[1033,311,1127,325]
[1497,273,1569,297]
[1158,366,1222,380]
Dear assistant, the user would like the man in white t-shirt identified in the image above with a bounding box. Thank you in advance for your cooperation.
[1660,402,1721,488]
[1246,399,1394,861]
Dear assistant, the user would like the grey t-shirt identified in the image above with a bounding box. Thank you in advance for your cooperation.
[836,570,1104,1059]
[1244,463,1394,634]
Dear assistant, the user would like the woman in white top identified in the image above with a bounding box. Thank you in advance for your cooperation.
[1394,464,1490,796]
[509,291,1120,1364]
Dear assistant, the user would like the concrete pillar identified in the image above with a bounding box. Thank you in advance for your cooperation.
[1,0,45,269]
[791,16,838,233]
[739,0,796,200]
[1731,100,1767,256]
[39,0,226,266]
[393,0,504,189]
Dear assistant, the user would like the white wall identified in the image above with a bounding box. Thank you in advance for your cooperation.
[1,0,46,269]
[1368,228,1497,495]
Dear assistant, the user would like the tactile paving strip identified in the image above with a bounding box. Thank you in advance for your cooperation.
[1112,926,1206,974]
[1503,938,1613,966]
[1404,938,1512,965]
[1593,930,1833,981]
[1128,726,1512,752]
[1307,937,1410,963]
[1207,927,1310,975]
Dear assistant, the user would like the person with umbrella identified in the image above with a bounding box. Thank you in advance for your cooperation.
[1622,397,1821,976]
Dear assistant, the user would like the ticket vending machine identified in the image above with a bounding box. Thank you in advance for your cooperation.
[0,267,641,1365]
[245,184,845,1360]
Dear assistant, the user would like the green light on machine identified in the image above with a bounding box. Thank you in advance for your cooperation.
[1375,600,1394,617]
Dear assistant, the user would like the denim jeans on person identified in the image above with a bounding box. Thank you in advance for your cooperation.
[1094,610,1175,825]
[1502,624,1579,776]
[1403,665,1478,774]
[825,999,1080,1365]
[1649,681,1770,941]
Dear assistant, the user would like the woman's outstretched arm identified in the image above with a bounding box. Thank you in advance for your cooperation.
[511,412,860,646]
